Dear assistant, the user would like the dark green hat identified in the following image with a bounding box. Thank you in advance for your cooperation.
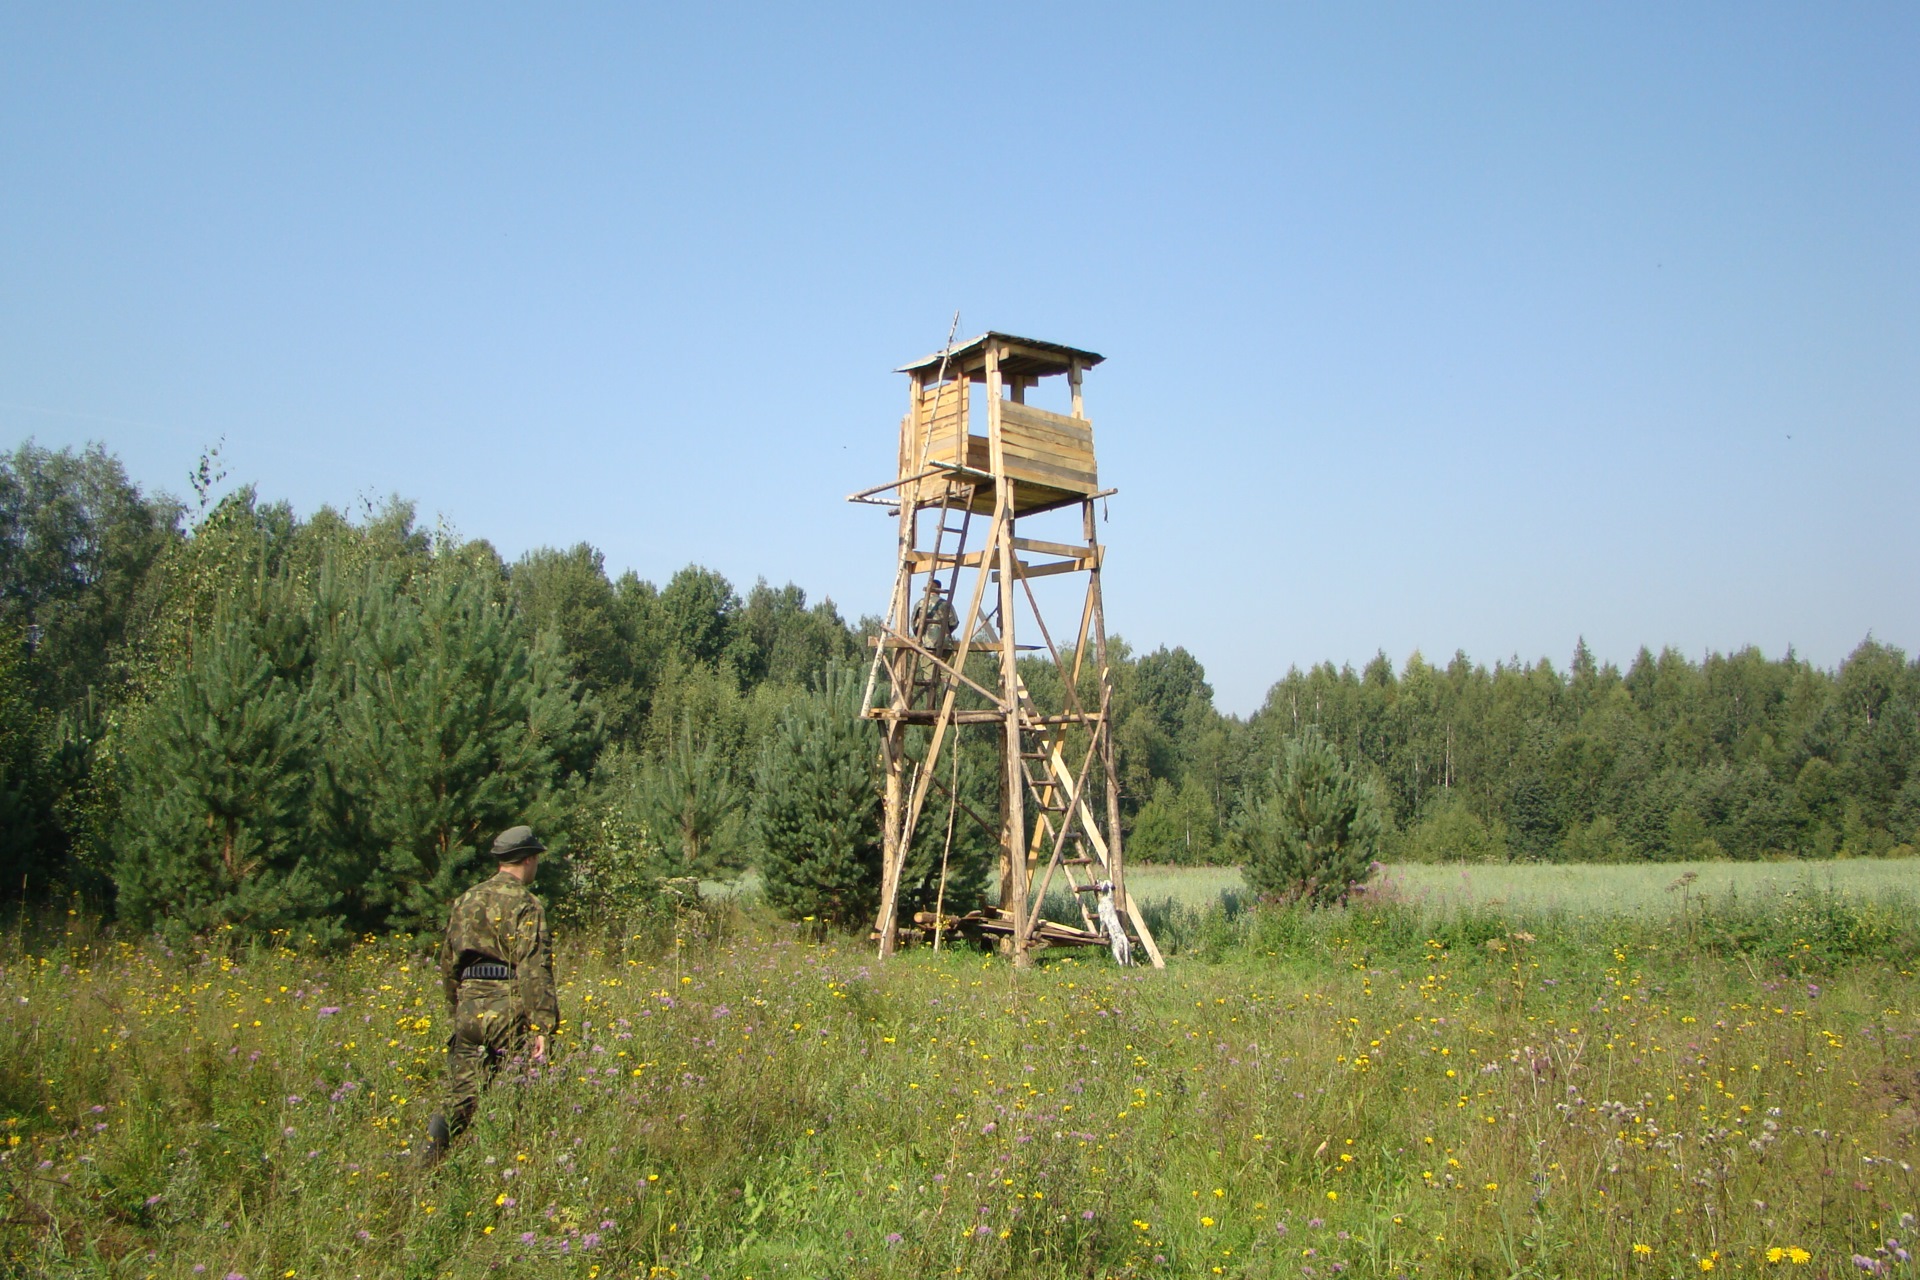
[491,826,546,859]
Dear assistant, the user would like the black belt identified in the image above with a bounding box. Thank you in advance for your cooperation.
[459,961,514,982]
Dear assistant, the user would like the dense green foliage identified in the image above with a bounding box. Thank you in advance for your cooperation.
[1231,729,1384,905]
[754,668,885,925]
[1251,640,1920,864]
[0,440,1914,940]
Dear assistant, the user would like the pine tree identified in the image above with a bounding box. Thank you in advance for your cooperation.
[637,719,744,879]
[754,667,880,926]
[112,595,336,939]
[325,557,595,933]
[1233,729,1383,906]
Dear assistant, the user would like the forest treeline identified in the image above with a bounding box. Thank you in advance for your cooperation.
[2,443,1915,937]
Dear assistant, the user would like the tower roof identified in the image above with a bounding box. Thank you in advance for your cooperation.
[896,332,1105,381]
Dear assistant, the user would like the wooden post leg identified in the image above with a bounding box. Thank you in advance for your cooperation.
[875,722,905,957]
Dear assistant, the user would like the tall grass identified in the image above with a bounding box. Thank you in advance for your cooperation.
[2,892,1917,1278]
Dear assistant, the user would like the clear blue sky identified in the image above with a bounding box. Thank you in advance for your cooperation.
[3,4,1914,713]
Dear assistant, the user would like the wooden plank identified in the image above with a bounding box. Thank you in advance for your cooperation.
[1005,449,1094,483]
[1001,431,1095,472]
[1005,455,1097,491]
[999,399,1093,441]
[1004,456,1098,492]
[1011,485,1109,518]
[923,436,991,472]
[868,708,1008,725]
[912,387,969,473]
[1001,416,1094,457]
[906,548,990,571]
[1011,536,1094,558]
[1003,558,1092,581]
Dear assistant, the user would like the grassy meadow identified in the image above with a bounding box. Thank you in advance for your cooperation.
[5,865,1920,1279]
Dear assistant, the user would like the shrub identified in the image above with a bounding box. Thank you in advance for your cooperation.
[1231,729,1382,906]
[754,667,880,927]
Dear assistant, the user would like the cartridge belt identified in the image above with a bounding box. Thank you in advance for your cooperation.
[459,961,514,982]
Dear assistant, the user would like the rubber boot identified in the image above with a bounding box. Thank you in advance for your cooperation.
[421,1112,451,1166]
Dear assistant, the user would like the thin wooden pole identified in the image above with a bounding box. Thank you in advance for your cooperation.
[985,342,1030,966]
[932,740,960,952]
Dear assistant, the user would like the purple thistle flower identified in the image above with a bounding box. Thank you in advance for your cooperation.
[886,1232,904,1245]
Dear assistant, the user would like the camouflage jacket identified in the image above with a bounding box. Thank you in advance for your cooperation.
[437,870,561,1034]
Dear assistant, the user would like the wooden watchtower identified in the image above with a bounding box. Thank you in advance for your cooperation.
[849,332,1164,968]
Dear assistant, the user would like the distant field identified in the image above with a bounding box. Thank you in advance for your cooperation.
[1380,856,1920,916]
[1120,858,1920,917]
[716,859,1920,919]
[1121,863,1247,906]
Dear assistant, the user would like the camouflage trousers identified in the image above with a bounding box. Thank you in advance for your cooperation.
[443,985,530,1138]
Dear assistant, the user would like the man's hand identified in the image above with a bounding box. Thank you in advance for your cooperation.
[530,1034,548,1063]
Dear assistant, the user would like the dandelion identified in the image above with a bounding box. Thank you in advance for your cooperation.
[1201,1216,1216,1228]
[1632,1244,1652,1256]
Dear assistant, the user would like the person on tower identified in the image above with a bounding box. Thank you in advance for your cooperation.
[911,580,960,661]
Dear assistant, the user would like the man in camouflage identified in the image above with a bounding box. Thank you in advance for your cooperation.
[423,825,561,1161]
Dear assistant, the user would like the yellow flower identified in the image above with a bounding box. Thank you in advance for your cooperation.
[1201,1216,1216,1228]
[1326,1191,1338,1201]
[1632,1244,1652,1256]
[1699,1259,1714,1273]
[1787,1248,1811,1265]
